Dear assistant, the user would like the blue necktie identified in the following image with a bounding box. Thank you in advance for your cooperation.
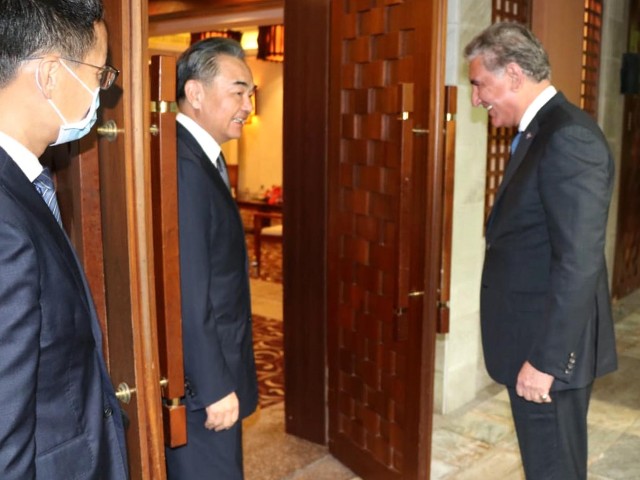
[511,131,522,155]
[216,153,231,190]
[33,168,63,227]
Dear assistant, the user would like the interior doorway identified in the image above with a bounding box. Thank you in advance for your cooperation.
[147,2,447,479]
[147,0,290,443]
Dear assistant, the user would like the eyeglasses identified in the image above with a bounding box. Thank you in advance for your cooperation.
[26,56,119,90]
[60,58,119,90]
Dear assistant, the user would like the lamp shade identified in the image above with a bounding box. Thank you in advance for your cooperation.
[257,25,284,62]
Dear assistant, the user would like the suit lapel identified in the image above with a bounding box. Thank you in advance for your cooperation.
[0,150,92,314]
[488,127,537,221]
[486,92,565,233]
[177,123,242,221]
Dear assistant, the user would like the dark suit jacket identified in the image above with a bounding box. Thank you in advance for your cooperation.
[0,148,128,479]
[175,123,258,420]
[481,92,617,391]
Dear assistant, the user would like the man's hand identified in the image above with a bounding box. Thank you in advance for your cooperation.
[204,392,240,431]
[516,361,554,403]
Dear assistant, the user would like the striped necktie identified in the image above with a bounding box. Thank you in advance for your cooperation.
[216,152,231,191]
[33,167,63,227]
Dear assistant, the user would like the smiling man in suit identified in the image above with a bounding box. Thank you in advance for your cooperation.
[465,22,617,479]
[165,37,258,479]
[0,0,127,478]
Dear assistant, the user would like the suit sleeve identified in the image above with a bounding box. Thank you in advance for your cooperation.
[0,221,40,478]
[178,158,235,410]
[530,124,612,381]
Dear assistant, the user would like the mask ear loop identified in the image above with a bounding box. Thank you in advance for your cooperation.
[58,59,94,96]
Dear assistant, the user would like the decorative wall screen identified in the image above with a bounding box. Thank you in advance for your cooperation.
[580,0,603,117]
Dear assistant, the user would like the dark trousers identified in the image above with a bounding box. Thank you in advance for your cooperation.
[165,408,244,480]
[508,385,592,480]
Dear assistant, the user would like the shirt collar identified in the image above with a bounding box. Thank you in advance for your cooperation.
[518,85,557,132]
[176,112,221,165]
[0,131,43,182]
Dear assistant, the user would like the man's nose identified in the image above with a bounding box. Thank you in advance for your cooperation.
[243,94,253,113]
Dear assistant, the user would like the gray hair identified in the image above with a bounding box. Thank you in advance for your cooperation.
[464,22,551,82]
[176,37,246,102]
[0,0,104,88]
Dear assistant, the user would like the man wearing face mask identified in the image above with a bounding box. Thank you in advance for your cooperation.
[0,1,128,479]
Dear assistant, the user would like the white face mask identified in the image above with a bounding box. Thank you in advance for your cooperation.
[36,59,101,146]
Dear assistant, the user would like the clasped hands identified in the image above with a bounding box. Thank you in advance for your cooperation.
[516,361,554,404]
[204,392,239,431]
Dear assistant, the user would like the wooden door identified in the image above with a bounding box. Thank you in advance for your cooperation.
[612,0,640,299]
[326,1,447,478]
[98,1,170,478]
[149,55,188,450]
[52,2,192,479]
[54,1,170,477]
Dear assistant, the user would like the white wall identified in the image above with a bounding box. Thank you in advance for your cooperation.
[225,56,283,198]
[599,0,629,279]
[434,0,493,415]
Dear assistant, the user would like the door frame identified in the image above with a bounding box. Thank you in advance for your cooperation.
[282,0,330,444]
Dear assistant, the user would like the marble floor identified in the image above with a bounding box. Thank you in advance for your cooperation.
[246,280,640,479]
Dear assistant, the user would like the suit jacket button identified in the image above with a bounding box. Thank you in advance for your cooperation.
[104,407,113,418]
[486,243,491,251]
[564,369,571,374]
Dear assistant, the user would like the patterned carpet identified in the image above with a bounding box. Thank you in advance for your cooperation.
[246,233,284,407]
[252,315,284,408]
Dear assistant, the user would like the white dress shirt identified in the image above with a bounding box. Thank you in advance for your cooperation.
[0,131,43,181]
[176,112,222,167]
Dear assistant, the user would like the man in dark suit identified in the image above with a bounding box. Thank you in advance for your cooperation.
[0,1,127,478]
[464,22,617,479]
[165,37,258,479]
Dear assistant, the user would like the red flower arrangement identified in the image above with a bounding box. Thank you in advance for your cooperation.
[263,185,283,205]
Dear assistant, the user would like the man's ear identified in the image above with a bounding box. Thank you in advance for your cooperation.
[34,57,61,99]
[184,79,204,110]
[505,62,525,90]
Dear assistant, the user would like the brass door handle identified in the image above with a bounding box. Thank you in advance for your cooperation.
[115,378,174,404]
[97,120,124,142]
[115,382,136,404]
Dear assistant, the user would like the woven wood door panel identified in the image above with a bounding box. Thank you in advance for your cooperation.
[328,0,424,476]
